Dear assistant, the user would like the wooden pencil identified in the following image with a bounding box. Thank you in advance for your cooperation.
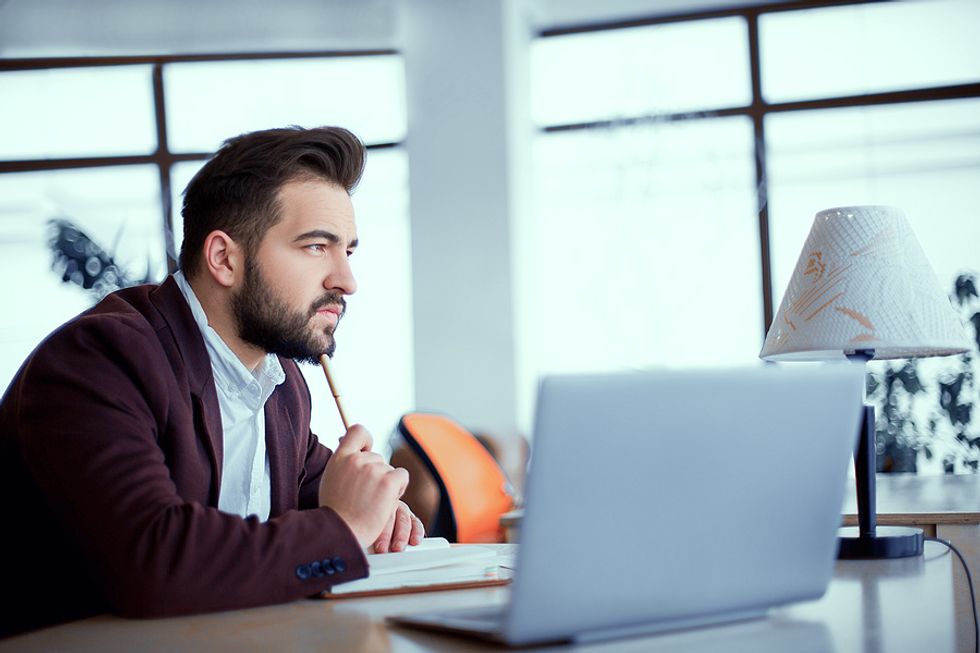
[319,354,350,430]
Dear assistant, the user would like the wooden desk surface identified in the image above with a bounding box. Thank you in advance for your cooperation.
[0,542,971,652]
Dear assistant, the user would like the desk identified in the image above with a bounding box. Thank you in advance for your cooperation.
[0,542,972,652]
[842,472,979,555]
[843,472,980,617]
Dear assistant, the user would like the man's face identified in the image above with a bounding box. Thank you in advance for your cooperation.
[232,179,358,364]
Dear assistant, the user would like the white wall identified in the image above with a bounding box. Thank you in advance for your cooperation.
[0,0,775,57]
[401,0,533,441]
[0,0,398,56]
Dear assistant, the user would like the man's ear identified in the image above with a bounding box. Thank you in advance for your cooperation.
[202,230,244,289]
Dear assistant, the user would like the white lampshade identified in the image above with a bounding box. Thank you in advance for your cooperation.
[760,205,970,361]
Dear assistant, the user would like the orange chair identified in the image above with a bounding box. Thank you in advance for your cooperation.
[397,412,515,543]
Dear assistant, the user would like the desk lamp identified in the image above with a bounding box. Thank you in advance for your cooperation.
[760,205,969,559]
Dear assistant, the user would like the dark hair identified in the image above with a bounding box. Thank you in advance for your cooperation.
[178,125,365,277]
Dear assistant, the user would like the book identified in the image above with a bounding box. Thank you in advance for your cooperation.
[320,538,515,598]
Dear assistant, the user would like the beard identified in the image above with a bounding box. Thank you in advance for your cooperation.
[232,259,346,365]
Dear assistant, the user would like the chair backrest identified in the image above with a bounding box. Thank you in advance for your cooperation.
[397,412,514,543]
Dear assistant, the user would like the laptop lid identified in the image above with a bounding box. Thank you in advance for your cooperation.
[501,364,864,645]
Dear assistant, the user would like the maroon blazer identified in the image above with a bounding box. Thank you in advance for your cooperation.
[0,276,367,636]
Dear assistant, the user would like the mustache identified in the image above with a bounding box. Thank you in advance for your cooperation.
[309,293,347,319]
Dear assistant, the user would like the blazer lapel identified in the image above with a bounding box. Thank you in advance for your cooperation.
[264,391,296,517]
[191,383,224,505]
[149,276,224,503]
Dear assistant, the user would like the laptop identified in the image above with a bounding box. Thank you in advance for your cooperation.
[389,364,864,646]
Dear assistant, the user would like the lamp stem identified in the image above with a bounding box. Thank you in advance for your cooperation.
[839,348,923,559]
[855,404,877,539]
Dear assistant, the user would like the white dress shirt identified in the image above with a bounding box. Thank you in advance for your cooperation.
[174,271,285,521]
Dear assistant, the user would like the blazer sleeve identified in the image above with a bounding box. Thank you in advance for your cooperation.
[12,314,367,618]
[298,431,331,510]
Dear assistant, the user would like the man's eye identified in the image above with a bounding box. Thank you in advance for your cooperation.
[306,244,326,253]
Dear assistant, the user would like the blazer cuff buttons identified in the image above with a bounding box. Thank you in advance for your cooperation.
[295,556,346,581]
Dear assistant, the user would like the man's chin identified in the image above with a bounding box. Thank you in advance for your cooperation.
[308,333,336,361]
[290,346,332,366]
[261,335,335,365]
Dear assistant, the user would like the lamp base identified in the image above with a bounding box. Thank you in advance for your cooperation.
[837,526,923,559]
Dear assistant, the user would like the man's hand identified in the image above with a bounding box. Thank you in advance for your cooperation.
[318,425,409,548]
[371,500,425,553]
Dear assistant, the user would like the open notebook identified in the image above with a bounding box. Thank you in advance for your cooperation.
[320,538,514,598]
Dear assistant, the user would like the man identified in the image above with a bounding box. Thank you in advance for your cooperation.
[0,126,423,637]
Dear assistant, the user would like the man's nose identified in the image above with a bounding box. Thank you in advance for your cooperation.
[326,252,357,295]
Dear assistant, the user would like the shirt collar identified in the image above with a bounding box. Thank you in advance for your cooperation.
[172,271,285,404]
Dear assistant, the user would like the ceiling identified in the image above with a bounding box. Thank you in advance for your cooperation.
[0,0,778,58]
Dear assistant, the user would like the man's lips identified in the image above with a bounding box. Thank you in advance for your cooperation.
[315,305,343,326]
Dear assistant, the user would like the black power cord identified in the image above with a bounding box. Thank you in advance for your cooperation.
[925,536,979,653]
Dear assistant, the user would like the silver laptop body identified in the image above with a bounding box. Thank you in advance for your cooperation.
[390,365,864,646]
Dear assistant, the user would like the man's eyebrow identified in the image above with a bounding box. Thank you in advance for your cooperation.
[293,230,358,248]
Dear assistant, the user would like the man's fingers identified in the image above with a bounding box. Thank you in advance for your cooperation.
[389,504,413,552]
[388,466,409,498]
[335,424,373,455]
[409,513,425,546]
[372,510,396,554]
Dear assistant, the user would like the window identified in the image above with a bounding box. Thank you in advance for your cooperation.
[523,15,764,428]
[529,0,980,472]
[527,117,761,376]
[0,53,413,452]
[760,0,980,103]
[0,65,157,159]
[767,98,980,296]
[164,56,405,153]
[532,17,750,126]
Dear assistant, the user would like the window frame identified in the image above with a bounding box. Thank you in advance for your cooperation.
[0,49,402,272]
[536,0,980,339]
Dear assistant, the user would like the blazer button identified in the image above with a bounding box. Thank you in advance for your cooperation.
[321,559,336,575]
[311,560,324,577]
[295,564,312,580]
[332,557,346,573]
